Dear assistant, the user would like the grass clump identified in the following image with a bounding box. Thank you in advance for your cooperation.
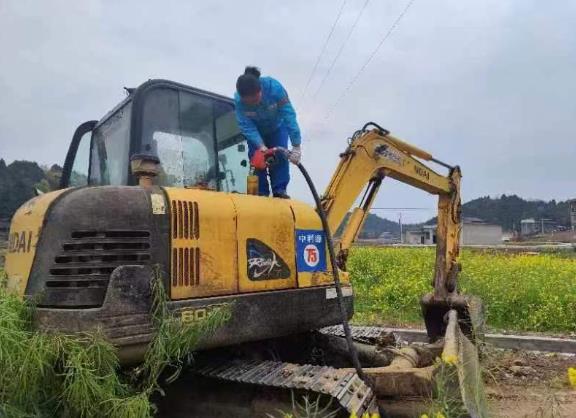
[266,393,338,418]
[421,361,469,418]
[0,270,230,417]
[140,281,230,410]
[0,283,59,416]
[57,333,139,418]
[138,275,231,391]
[349,247,576,333]
[0,280,149,417]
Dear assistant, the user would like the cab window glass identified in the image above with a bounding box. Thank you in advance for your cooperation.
[215,101,248,193]
[142,88,217,189]
[90,102,132,185]
[179,91,216,188]
[69,131,92,187]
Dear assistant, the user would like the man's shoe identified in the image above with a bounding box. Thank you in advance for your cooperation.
[273,192,290,199]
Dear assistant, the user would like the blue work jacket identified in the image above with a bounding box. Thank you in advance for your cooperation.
[234,77,301,148]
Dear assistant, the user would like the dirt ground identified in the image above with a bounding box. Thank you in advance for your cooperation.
[483,349,576,417]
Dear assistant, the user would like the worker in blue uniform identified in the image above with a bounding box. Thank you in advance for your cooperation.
[234,66,302,198]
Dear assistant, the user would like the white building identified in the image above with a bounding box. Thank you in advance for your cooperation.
[405,225,437,245]
[404,218,503,246]
[520,218,559,235]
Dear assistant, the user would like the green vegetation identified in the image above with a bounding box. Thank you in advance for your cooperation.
[423,361,467,418]
[0,160,64,219]
[458,194,572,231]
[0,271,229,417]
[349,247,576,333]
[138,274,231,390]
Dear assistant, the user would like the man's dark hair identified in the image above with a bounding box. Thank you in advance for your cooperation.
[236,66,261,97]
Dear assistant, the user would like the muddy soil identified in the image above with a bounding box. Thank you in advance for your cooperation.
[483,349,576,417]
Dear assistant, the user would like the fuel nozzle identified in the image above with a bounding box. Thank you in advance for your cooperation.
[250,148,278,170]
[249,147,290,171]
[247,147,291,195]
[264,151,278,167]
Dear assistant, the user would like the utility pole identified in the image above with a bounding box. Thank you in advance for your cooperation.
[398,212,403,244]
[570,200,576,232]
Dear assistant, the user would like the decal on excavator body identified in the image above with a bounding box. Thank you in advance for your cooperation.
[246,239,290,280]
[295,230,327,272]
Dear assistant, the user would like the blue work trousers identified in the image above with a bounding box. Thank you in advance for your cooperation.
[248,127,290,196]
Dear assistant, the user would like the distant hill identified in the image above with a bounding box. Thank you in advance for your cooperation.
[348,195,574,237]
[426,195,572,231]
[0,159,62,219]
[361,213,402,238]
[335,212,426,239]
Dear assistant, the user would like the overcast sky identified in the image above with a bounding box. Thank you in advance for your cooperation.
[1,0,575,222]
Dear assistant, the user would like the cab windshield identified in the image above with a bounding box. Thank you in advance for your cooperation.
[89,86,248,192]
[141,88,248,192]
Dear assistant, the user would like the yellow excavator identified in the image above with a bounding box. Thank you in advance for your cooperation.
[4,79,485,417]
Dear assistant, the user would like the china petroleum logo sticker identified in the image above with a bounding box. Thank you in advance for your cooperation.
[296,230,327,272]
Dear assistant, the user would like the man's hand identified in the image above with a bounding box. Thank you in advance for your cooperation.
[288,145,301,165]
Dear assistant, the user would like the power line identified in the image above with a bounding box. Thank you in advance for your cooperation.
[308,0,371,104]
[324,0,417,120]
[371,207,431,210]
[298,0,348,102]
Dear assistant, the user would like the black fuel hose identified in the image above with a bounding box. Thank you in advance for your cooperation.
[295,162,366,382]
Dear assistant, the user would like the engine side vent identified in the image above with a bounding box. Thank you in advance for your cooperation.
[172,200,199,239]
[171,247,200,287]
[44,230,151,307]
[170,199,201,290]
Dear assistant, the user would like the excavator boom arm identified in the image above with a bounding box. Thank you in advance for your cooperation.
[321,125,462,304]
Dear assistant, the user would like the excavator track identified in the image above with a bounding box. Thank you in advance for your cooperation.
[320,325,396,345]
[195,359,378,415]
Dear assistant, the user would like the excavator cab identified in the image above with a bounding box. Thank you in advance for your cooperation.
[61,80,249,192]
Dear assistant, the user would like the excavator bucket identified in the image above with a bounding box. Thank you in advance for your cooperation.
[421,294,486,343]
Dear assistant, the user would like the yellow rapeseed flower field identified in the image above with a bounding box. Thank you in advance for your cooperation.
[348,247,576,332]
[568,367,576,388]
